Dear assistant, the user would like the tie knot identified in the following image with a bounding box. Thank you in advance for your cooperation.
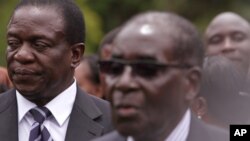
[29,107,51,124]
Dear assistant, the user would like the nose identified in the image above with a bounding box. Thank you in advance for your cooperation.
[221,38,235,54]
[115,66,138,93]
[13,43,35,64]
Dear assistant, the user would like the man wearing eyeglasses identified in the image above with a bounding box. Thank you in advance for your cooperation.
[93,11,228,141]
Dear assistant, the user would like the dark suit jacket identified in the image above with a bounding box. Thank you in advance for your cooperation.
[92,115,229,141]
[0,87,113,141]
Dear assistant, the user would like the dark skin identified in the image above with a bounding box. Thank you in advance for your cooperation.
[205,12,250,75]
[105,22,201,141]
[6,6,84,106]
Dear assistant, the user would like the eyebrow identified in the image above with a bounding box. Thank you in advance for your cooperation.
[7,32,19,38]
[7,31,54,43]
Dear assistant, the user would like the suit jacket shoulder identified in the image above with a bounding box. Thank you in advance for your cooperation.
[0,89,18,141]
[0,87,113,141]
[187,115,229,141]
[91,131,126,141]
[93,114,229,141]
[65,87,113,141]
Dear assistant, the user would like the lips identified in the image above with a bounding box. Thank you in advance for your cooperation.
[114,104,139,117]
[14,68,37,75]
[12,68,41,80]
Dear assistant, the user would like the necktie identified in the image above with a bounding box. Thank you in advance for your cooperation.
[29,107,53,141]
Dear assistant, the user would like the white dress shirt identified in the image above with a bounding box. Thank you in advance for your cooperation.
[17,80,77,141]
[127,109,191,141]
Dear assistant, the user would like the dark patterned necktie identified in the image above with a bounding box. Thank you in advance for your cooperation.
[29,107,53,141]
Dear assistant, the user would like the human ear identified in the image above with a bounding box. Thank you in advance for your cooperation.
[70,43,85,68]
[101,44,112,59]
[185,66,202,101]
[191,96,207,119]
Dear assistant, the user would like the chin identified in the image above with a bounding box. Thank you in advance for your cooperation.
[115,118,144,137]
[15,85,43,97]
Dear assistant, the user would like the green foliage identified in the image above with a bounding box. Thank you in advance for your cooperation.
[85,0,156,33]
[75,0,103,54]
[0,0,17,66]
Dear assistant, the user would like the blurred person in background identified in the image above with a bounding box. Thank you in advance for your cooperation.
[75,54,103,98]
[191,55,250,129]
[98,26,122,60]
[93,11,228,141]
[98,27,122,99]
[0,66,12,93]
[204,12,250,76]
[205,11,250,101]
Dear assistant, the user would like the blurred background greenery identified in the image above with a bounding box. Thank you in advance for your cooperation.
[1,0,250,66]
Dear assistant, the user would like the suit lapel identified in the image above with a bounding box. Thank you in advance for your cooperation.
[65,87,104,141]
[0,89,18,141]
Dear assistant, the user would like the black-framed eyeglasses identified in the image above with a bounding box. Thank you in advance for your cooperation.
[98,59,192,79]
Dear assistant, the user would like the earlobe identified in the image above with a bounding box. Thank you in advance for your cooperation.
[191,96,207,119]
[71,43,85,68]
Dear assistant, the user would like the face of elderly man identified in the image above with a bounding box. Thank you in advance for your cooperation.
[205,12,250,74]
[101,13,201,140]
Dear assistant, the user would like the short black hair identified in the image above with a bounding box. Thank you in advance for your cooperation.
[14,0,85,45]
[168,13,204,67]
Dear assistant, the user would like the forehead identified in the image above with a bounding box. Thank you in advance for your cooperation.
[8,6,64,36]
[206,14,250,37]
[112,23,176,62]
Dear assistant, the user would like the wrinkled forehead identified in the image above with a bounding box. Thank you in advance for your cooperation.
[10,5,64,24]
[111,23,177,61]
[8,6,65,34]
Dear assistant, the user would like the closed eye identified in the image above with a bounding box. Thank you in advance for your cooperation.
[32,40,51,51]
[7,39,21,50]
[208,35,223,45]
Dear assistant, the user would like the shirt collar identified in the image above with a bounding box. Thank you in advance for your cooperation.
[17,80,77,127]
[16,91,37,123]
[45,80,77,126]
[166,109,191,141]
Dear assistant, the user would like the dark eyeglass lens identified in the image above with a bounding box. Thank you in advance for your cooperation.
[100,61,124,76]
[133,63,162,78]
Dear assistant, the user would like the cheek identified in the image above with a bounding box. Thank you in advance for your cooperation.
[139,72,179,97]
[6,49,15,64]
[206,45,222,55]
[141,72,185,109]
[105,76,117,100]
[43,51,72,73]
[239,42,250,52]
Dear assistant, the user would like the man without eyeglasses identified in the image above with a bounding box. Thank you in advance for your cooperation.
[93,11,228,141]
[1,0,113,141]
[205,12,250,76]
